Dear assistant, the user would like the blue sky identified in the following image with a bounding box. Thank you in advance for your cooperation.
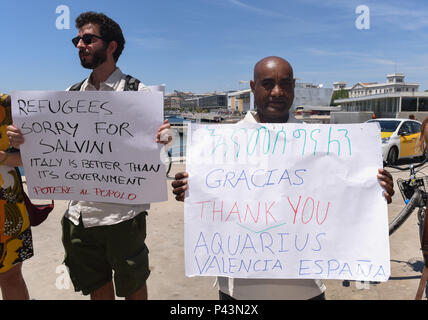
[1,0,428,93]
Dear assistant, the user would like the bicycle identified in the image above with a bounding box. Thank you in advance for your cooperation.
[386,157,428,299]
[387,156,428,240]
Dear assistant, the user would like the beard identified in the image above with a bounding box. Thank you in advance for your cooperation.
[79,46,108,69]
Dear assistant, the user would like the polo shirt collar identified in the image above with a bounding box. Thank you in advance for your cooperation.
[88,67,124,89]
[244,111,299,123]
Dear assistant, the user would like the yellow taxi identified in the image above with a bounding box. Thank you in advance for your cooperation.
[366,118,423,164]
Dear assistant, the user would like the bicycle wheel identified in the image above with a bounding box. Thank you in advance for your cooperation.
[389,190,422,236]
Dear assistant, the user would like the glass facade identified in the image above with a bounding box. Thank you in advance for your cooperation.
[419,98,428,111]
[338,95,428,118]
[341,97,400,113]
[199,95,227,108]
[401,97,417,111]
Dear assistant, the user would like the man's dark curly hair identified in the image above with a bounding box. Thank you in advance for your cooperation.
[75,11,125,62]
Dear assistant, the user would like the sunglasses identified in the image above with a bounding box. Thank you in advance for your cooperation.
[72,34,104,47]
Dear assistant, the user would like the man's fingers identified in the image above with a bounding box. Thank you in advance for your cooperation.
[7,133,25,146]
[171,184,187,196]
[175,194,185,202]
[158,119,171,132]
[8,133,24,141]
[383,191,392,204]
[7,125,19,132]
[6,125,24,144]
[378,173,393,187]
[378,168,393,180]
[380,178,394,192]
[378,170,394,204]
[171,179,186,188]
[378,168,394,197]
[175,172,188,180]
[171,171,189,201]
[378,175,394,196]
[158,124,171,131]
[7,134,20,141]
[173,190,186,200]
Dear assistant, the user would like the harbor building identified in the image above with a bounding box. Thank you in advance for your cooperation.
[333,81,351,91]
[228,89,253,113]
[348,73,418,98]
[334,73,428,120]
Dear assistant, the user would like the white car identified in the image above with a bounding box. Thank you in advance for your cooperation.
[366,118,423,164]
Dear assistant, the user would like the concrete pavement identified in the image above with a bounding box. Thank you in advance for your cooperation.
[1,163,426,300]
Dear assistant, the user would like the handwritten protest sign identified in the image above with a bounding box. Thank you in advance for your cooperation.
[11,90,167,204]
[184,122,390,281]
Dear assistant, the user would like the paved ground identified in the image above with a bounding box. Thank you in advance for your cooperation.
[1,162,426,300]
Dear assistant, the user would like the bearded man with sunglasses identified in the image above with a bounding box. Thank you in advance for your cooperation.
[8,11,171,300]
[67,11,172,301]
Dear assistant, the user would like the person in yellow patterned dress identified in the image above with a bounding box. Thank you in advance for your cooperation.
[0,94,33,300]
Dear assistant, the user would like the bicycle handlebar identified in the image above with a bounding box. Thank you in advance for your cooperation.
[386,156,428,171]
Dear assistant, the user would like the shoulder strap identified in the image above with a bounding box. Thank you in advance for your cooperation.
[124,75,141,91]
[69,79,86,91]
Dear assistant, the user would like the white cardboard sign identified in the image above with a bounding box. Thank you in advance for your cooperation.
[184,122,390,281]
[11,90,167,204]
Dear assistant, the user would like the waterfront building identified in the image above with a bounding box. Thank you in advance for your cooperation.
[227,89,253,113]
[333,81,350,91]
[293,82,333,108]
[348,73,418,98]
[164,91,197,110]
[180,92,227,110]
[334,73,427,120]
[198,93,228,109]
